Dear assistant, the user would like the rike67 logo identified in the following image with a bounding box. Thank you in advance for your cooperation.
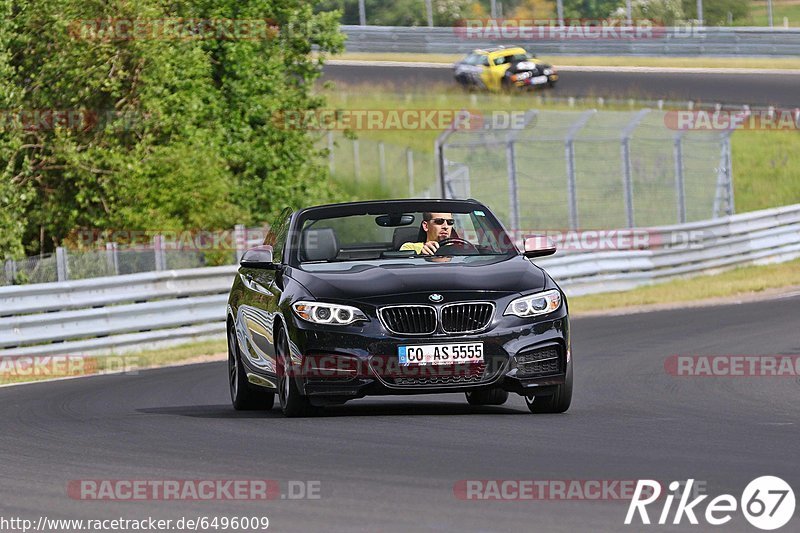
[625,477,795,530]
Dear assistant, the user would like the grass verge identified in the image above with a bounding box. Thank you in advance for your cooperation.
[336,52,800,70]
[569,258,800,314]
[0,338,226,386]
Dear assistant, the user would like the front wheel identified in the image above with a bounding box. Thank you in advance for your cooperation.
[525,363,572,414]
[228,323,275,411]
[276,328,320,418]
[466,388,509,406]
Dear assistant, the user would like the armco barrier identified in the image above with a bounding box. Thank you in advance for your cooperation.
[341,25,800,57]
[0,205,798,356]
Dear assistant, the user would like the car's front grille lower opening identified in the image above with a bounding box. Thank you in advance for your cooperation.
[515,346,563,378]
[389,362,487,386]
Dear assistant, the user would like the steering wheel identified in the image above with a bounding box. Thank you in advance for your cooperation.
[434,237,478,255]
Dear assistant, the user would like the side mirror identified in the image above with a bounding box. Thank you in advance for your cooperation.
[240,245,277,269]
[523,235,557,258]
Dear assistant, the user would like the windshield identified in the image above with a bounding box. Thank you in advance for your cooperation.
[294,207,517,264]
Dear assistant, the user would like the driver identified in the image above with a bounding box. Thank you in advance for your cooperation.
[400,212,455,255]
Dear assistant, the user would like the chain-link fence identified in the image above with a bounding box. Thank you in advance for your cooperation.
[1,226,266,287]
[437,108,735,230]
[325,131,438,197]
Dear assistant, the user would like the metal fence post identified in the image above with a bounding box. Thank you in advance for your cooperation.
[406,149,415,197]
[4,258,16,285]
[713,116,741,218]
[425,0,433,27]
[327,131,335,175]
[378,141,386,187]
[564,110,596,230]
[620,109,651,228]
[506,139,520,232]
[726,135,735,215]
[673,133,687,223]
[504,110,537,232]
[105,242,119,275]
[353,139,361,182]
[56,247,69,281]
[234,224,246,263]
[435,109,468,199]
[153,235,166,271]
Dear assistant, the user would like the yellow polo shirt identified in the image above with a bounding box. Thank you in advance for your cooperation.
[399,242,424,253]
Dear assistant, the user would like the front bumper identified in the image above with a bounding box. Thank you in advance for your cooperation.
[284,309,570,404]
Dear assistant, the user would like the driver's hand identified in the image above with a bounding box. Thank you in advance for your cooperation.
[420,241,439,255]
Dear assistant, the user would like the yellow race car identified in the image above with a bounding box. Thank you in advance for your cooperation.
[453,46,558,92]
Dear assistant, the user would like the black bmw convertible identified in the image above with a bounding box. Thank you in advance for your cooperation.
[226,199,572,417]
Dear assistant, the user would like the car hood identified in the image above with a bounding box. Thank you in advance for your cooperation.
[290,255,546,303]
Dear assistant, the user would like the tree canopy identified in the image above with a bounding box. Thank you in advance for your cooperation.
[0,0,344,258]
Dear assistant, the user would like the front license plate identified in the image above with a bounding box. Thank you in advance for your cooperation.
[531,75,549,85]
[398,342,484,365]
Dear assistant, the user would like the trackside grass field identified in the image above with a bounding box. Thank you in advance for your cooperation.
[0,340,226,386]
[569,258,800,314]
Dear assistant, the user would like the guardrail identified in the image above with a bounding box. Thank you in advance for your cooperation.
[1,204,798,357]
[0,266,237,357]
[342,25,800,57]
[538,204,800,295]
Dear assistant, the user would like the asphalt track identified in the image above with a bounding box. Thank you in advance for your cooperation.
[1,293,798,532]
[322,64,800,108]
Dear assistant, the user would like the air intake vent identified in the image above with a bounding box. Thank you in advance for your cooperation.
[515,346,562,378]
[379,305,437,335]
[441,303,494,333]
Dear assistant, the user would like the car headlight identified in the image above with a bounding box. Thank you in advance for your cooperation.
[292,301,368,326]
[504,290,562,318]
[543,68,553,75]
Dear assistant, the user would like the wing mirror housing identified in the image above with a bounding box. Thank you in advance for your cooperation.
[523,235,557,258]
[240,245,279,269]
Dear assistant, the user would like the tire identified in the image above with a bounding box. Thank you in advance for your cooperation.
[466,387,509,406]
[525,363,572,414]
[276,328,320,418]
[228,322,275,411]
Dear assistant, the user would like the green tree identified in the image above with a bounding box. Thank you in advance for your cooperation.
[681,0,748,25]
[315,0,475,26]
[563,0,625,18]
[3,0,345,257]
[0,0,27,258]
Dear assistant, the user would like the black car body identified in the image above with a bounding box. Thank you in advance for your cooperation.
[226,199,572,416]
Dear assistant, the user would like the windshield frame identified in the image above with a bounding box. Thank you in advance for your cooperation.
[285,200,518,268]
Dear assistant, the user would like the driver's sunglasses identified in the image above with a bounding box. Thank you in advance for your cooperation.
[430,218,455,226]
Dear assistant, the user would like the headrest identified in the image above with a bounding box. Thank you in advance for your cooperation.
[392,226,421,250]
[302,228,339,262]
